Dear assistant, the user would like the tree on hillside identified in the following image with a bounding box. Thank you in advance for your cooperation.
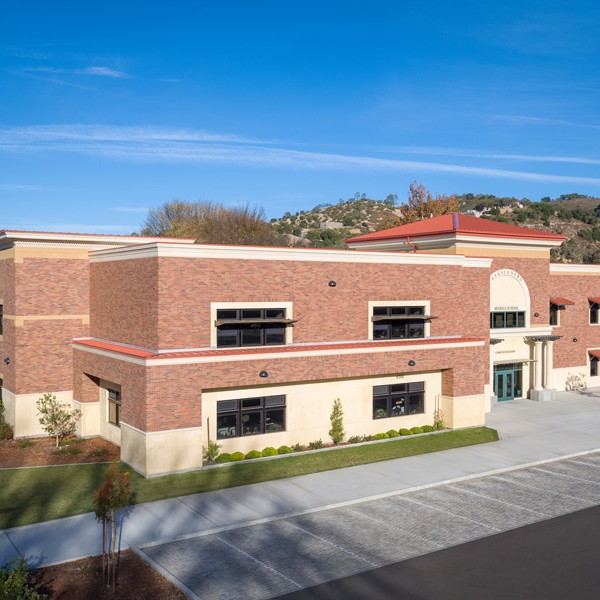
[141,200,289,246]
[389,182,460,226]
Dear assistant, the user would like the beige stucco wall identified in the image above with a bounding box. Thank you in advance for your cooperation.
[73,399,100,438]
[8,389,75,437]
[202,372,445,455]
[553,365,589,392]
[441,394,486,429]
[120,422,204,476]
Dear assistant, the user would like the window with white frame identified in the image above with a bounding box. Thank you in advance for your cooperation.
[216,395,286,439]
[108,388,121,427]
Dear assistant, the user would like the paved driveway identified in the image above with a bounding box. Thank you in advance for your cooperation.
[139,452,600,600]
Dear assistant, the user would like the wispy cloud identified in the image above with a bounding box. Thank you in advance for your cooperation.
[113,206,148,213]
[378,146,600,166]
[1,124,600,187]
[23,66,131,78]
[0,183,45,191]
[492,114,600,132]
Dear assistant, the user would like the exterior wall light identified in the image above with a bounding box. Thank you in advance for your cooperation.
[328,281,336,287]
[534,312,539,318]
[408,360,416,366]
[3,357,9,365]
[573,338,578,343]
[259,370,269,378]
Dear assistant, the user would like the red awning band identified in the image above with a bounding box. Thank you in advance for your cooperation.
[589,350,600,359]
[550,297,574,306]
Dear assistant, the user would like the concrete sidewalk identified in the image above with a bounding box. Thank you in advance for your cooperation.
[2,389,600,569]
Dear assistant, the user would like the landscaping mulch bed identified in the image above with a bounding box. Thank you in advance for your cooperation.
[32,550,187,600]
[0,436,120,468]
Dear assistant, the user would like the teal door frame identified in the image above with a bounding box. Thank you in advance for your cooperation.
[494,364,522,402]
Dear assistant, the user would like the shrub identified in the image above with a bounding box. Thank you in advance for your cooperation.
[386,430,400,438]
[277,445,292,454]
[348,435,365,444]
[308,439,324,450]
[373,432,389,440]
[0,421,14,440]
[399,428,412,436]
[291,443,306,452]
[230,451,245,462]
[203,440,221,464]
[262,446,277,457]
[328,398,345,444]
[410,426,424,435]
[433,408,445,430]
[0,558,47,599]
[421,425,436,433]
[245,450,263,460]
[363,434,374,442]
[216,453,232,463]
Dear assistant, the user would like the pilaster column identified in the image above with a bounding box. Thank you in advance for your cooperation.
[534,340,544,391]
[544,340,554,389]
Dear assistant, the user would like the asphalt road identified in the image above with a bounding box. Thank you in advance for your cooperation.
[277,504,600,600]
[139,453,600,599]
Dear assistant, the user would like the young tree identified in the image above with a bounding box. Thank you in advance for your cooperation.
[329,398,345,444]
[388,181,460,226]
[36,393,82,448]
[93,462,134,591]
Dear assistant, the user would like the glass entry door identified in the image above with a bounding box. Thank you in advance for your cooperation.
[494,364,522,402]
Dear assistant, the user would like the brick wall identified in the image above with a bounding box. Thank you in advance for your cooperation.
[549,273,600,368]
[91,258,159,348]
[91,255,491,350]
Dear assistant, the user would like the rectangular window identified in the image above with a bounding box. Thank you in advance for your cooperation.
[490,311,526,329]
[591,357,599,377]
[216,308,289,348]
[372,382,425,419]
[590,302,599,325]
[216,395,286,439]
[0,304,3,336]
[107,388,121,427]
[550,304,559,326]
[372,306,426,340]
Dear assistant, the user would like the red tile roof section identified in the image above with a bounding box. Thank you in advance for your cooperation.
[74,336,485,361]
[346,213,567,244]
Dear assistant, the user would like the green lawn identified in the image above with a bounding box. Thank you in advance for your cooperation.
[0,427,498,529]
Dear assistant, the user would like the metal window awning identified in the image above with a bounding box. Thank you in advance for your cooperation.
[550,297,574,306]
[589,350,600,359]
[588,297,600,304]
[371,315,438,322]
[494,359,536,366]
[215,318,298,326]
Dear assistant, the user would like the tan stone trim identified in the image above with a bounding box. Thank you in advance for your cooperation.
[550,263,600,275]
[0,248,15,261]
[14,246,92,262]
[5,314,89,326]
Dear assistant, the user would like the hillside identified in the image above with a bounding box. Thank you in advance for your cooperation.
[270,192,600,263]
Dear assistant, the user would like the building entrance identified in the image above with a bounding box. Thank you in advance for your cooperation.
[494,364,523,402]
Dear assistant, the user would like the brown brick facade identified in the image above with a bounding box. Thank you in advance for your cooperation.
[91,256,491,350]
[549,273,600,368]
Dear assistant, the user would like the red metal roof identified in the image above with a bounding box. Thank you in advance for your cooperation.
[73,336,484,361]
[589,350,600,359]
[346,214,567,244]
[550,297,575,306]
[589,297,600,304]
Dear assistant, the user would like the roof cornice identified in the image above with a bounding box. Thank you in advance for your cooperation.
[89,242,492,268]
[0,229,195,247]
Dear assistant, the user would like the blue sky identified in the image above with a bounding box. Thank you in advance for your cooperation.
[1,0,599,233]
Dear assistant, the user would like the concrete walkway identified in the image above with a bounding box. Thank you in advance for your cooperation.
[2,389,600,570]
